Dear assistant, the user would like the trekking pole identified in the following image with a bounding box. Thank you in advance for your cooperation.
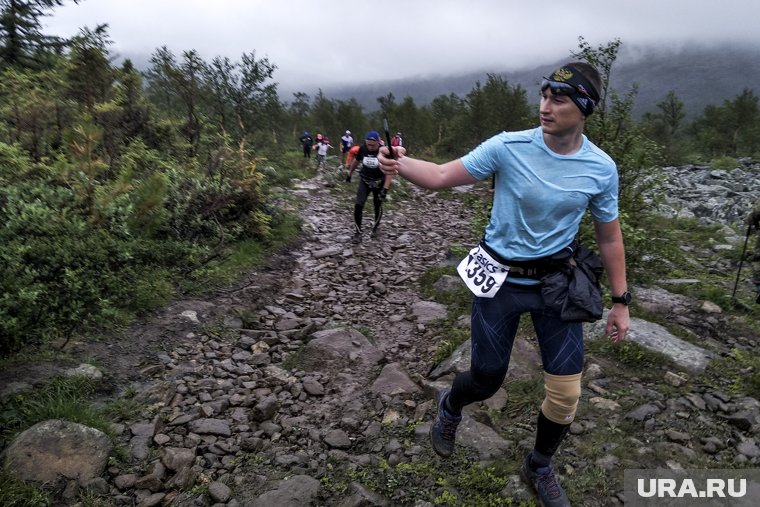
[383,118,397,160]
[731,222,753,300]
[378,117,397,219]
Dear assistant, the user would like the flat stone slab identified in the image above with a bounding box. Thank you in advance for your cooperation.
[586,314,715,372]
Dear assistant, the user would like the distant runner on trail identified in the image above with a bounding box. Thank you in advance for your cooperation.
[344,144,360,170]
[377,62,630,507]
[391,131,403,148]
[340,130,354,166]
[345,131,392,244]
[314,137,332,170]
[300,131,313,159]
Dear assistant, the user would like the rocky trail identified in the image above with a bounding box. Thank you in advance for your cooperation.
[4,159,760,507]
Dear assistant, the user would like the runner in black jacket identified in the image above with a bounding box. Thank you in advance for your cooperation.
[299,131,313,159]
[345,131,392,244]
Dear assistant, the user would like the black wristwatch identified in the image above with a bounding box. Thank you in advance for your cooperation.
[611,291,632,305]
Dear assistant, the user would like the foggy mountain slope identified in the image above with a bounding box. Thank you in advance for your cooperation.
[303,43,760,118]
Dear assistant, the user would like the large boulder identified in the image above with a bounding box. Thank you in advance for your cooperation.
[302,327,384,371]
[429,335,541,380]
[251,474,321,507]
[370,363,421,396]
[586,313,715,372]
[2,419,113,484]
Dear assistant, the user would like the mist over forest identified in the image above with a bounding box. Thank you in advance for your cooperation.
[303,42,760,118]
[116,41,758,119]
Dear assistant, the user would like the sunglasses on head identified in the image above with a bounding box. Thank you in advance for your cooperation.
[540,78,594,101]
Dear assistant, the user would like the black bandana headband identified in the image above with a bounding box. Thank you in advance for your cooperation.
[543,64,600,116]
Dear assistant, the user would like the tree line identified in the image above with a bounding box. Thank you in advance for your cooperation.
[1,1,758,354]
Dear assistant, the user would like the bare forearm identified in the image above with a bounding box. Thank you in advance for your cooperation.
[394,157,449,189]
[595,220,627,295]
[599,240,627,295]
[594,218,630,341]
[380,148,477,189]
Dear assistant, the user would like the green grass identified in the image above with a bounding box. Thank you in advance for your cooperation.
[432,327,471,364]
[76,491,113,507]
[352,324,376,345]
[562,466,617,506]
[621,213,736,286]
[417,262,477,364]
[0,346,79,371]
[285,414,531,506]
[280,345,306,370]
[668,279,739,308]
[179,210,302,294]
[263,151,313,186]
[388,177,414,202]
[709,155,740,170]
[0,376,112,450]
[0,375,120,506]
[0,467,51,507]
[102,386,143,422]
[453,179,493,237]
[701,348,760,398]
[586,338,671,372]
[503,375,545,420]
[319,455,529,507]
[418,265,471,314]
[433,464,520,506]
[630,305,708,348]
[573,418,639,460]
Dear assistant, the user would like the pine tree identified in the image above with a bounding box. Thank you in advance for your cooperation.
[66,24,114,114]
[0,0,78,69]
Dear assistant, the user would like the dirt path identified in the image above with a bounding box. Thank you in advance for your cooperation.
[2,168,475,387]
[2,167,491,506]
[7,163,760,506]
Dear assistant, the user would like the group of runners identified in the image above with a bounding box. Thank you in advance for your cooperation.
[299,129,403,244]
[298,131,335,169]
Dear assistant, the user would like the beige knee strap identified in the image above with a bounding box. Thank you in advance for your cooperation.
[541,372,582,424]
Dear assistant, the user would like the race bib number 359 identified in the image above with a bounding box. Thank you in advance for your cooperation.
[456,244,509,298]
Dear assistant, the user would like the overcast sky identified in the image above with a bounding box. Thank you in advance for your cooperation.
[45,0,759,92]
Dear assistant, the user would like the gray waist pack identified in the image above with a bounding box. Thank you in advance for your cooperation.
[541,244,604,323]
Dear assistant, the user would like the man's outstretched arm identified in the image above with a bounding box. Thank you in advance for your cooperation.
[378,147,477,189]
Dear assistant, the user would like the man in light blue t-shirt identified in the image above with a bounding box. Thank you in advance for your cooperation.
[378,62,629,507]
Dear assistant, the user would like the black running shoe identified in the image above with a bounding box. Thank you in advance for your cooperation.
[429,390,461,458]
[520,453,571,507]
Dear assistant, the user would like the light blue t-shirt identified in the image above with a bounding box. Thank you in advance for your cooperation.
[461,127,618,262]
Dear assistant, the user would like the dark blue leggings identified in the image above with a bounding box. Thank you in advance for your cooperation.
[448,281,583,411]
